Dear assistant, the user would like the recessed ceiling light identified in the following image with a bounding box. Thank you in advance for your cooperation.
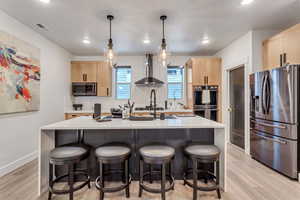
[39,0,50,4]
[143,39,150,44]
[82,39,91,44]
[241,0,254,5]
[202,38,210,45]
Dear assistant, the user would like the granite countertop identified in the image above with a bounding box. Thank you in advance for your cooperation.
[41,116,224,130]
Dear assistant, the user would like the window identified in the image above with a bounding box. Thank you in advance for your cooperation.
[167,66,183,99]
[116,67,131,99]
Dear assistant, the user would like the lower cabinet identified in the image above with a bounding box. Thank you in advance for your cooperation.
[65,113,93,120]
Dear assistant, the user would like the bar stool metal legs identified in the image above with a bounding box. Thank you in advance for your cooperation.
[138,160,144,197]
[192,159,198,200]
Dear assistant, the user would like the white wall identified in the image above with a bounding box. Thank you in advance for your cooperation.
[0,10,71,176]
[252,30,280,73]
[215,30,279,154]
[71,55,193,111]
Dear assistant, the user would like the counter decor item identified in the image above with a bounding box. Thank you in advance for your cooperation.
[73,104,83,111]
[0,30,40,114]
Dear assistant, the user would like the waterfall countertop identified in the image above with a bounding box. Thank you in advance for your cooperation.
[41,116,224,130]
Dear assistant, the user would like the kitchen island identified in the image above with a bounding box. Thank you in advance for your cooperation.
[38,116,226,196]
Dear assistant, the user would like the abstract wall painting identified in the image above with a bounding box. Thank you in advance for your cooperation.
[0,31,40,114]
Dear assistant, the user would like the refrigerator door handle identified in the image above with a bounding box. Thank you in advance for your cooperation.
[265,74,271,114]
[261,74,266,114]
[253,131,288,145]
[250,120,286,129]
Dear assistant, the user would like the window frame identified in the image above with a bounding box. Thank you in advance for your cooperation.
[115,66,132,100]
[167,66,184,100]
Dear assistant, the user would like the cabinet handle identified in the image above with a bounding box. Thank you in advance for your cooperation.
[283,53,287,64]
[107,88,109,96]
[280,54,283,66]
[83,74,87,81]
[204,76,208,85]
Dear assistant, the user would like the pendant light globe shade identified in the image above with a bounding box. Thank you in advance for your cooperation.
[159,15,169,67]
[105,15,116,67]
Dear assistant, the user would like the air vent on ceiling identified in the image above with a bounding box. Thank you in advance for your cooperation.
[36,24,47,30]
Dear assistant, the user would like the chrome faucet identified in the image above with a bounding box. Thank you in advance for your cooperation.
[150,89,157,119]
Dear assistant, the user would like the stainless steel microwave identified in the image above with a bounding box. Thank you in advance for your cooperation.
[72,82,97,96]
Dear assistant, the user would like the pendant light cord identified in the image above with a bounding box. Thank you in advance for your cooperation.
[162,19,165,39]
[110,18,112,40]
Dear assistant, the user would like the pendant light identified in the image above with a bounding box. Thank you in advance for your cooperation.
[159,15,168,67]
[105,15,115,67]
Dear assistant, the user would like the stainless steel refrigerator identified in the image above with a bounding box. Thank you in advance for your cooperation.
[250,65,299,179]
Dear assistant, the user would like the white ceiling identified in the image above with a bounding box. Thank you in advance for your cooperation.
[0,0,300,56]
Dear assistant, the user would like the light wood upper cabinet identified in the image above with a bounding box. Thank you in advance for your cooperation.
[263,23,300,70]
[71,61,97,82]
[71,61,112,97]
[188,58,221,86]
[282,24,300,65]
[185,62,194,109]
[263,35,283,70]
[191,59,205,85]
[97,61,112,97]
[205,58,222,85]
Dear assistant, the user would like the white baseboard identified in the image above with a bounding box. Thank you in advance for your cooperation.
[0,151,37,177]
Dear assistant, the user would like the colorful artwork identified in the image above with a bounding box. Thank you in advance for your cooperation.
[0,31,40,114]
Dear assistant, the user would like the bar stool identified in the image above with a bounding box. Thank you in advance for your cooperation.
[95,143,132,200]
[139,145,175,200]
[48,146,91,200]
[183,144,221,200]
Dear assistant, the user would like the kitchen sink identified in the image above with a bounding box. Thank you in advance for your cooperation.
[129,116,154,121]
[164,115,177,119]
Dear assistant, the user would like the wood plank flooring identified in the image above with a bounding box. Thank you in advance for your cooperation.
[1,144,300,200]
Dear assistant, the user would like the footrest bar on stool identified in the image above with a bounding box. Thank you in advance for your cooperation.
[49,171,90,195]
[95,174,132,193]
[140,171,175,194]
[183,169,219,192]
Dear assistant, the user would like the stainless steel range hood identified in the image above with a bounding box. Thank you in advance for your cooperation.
[135,54,164,87]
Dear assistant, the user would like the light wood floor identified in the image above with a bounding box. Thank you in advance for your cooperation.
[1,144,300,200]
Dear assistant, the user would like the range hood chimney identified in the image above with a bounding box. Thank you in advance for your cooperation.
[135,54,164,86]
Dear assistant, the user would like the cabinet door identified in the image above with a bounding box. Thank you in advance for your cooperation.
[71,61,97,82]
[97,62,112,97]
[282,25,300,65]
[263,36,283,70]
[80,61,97,82]
[71,62,83,82]
[206,58,221,85]
[192,59,205,85]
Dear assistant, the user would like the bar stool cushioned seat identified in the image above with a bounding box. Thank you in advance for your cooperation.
[139,145,175,163]
[50,146,88,162]
[184,145,220,161]
[95,145,131,161]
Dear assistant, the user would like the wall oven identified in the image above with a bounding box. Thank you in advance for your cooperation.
[193,85,218,121]
[72,82,97,96]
